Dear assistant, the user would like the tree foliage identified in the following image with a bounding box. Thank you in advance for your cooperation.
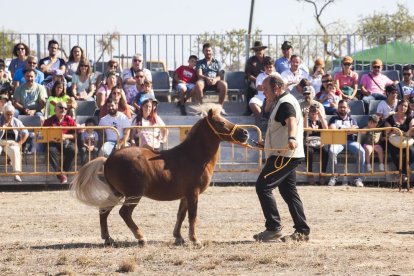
[0,31,17,59]
[357,3,414,45]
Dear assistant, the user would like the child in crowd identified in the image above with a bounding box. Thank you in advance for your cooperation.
[363,114,384,172]
[133,77,155,112]
[0,65,13,98]
[80,117,99,165]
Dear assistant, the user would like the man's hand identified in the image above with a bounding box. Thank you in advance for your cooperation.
[288,139,297,150]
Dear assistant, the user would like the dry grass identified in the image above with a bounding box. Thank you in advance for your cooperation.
[0,186,413,275]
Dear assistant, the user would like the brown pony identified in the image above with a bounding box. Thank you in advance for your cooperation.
[71,108,249,246]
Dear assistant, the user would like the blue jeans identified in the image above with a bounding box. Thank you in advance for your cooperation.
[327,141,365,180]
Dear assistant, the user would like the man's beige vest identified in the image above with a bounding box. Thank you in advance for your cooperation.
[265,93,305,158]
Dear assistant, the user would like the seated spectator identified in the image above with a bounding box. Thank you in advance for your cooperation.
[0,65,13,98]
[13,68,47,117]
[193,43,228,113]
[360,59,395,110]
[98,98,131,157]
[280,55,310,89]
[133,77,155,112]
[376,84,398,120]
[0,94,10,114]
[315,74,342,100]
[131,96,168,151]
[398,65,414,100]
[124,69,145,111]
[317,83,340,115]
[96,71,118,113]
[8,43,29,78]
[39,39,66,82]
[65,46,85,83]
[0,102,29,182]
[303,104,329,185]
[95,59,122,89]
[362,114,384,172]
[409,97,414,117]
[99,86,131,119]
[309,58,325,93]
[12,55,44,89]
[174,55,199,115]
[44,69,68,97]
[384,99,414,182]
[47,80,77,118]
[289,78,311,103]
[71,58,96,101]
[122,53,152,93]
[275,41,309,75]
[43,102,77,184]
[334,56,358,101]
[79,117,99,165]
[327,100,365,187]
[249,56,281,120]
[300,85,326,118]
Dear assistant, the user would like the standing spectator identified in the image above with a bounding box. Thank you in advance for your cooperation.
[99,86,131,119]
[275,41,309,75]
[334,56,358,101]
[326,100,365,187]
[79,117,99,165]
[249,56,280,120]
[360,59,395,110]
[95,59,122,89]
[384,99,414,182]
[0,102,29,182]
[43,102,77,184]
[362,115,384,172]
[121,53,152,93]
[65,46,85,83]
[131,96,168,150]
[244,41,267,115]
[39,39,66,82]
[174,55,198,115]
[98,98,131,157]
[12,56,44,89]
[71,59,96,101]
[96,71,118,111]
[8,43,30,78]
[193,43,228,113]
[376,84,398,120]
[309,58,325,93]
[398,65,414,100]
[280,55,310,89]
[13,68,47,116]
[47,80,77,118]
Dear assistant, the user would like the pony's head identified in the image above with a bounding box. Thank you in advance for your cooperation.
[206,108,249,144]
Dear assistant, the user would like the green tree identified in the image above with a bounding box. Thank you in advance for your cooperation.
[0,31,17,59]
[357,3,414,45]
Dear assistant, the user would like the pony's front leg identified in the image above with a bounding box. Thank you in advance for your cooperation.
[186,195,201,246]
[119,196,146,246]
[100,207,115,245]
[173,198,188,245]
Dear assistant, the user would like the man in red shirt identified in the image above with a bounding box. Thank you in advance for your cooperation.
[43,102,76,184]
[173,55,198,115]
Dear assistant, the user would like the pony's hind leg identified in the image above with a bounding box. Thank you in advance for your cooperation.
[119,196,146,246]
[99,206,115,245]
[173,198,188,245]
[187,195,201,246]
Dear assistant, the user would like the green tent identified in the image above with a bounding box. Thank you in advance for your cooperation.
[351,41,414,65]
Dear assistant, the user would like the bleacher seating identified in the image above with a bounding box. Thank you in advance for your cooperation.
[348,100,365,115]
[224,71,247,102]
[368,100,382,115]
[18,115,42,127]
[151,71,171,101]
[76,101,97,116]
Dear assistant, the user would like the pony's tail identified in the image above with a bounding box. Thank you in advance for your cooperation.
[70,157,121,208]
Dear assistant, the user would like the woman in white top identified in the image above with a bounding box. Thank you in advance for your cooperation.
[65,46,85,83]
[131,97,168,151]
[376,84,398,120]
[71,58,96,101]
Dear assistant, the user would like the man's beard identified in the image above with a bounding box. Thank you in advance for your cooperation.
[108,109,117,116]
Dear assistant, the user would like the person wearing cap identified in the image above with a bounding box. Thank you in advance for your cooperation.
[43,101,77,184]
[39,39,66,82]
[398,65,414,100]
[280,55,310,89]
[376,84,398,120]
[130,96,167,151]
[289,78,311,102]
[275,41,309,75]
[12,55,44,89]
[334,56,358,101]
[299,84,326,119]
[244,41,267,115]
[98,97,131,157]
[360,59,396,109]
[121,53,152,94]
[13,68,47,117]
[194,43,228,114]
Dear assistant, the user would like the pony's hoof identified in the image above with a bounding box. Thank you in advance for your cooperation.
[103,237,115,246]
[192,240,203,248]
[174,237,185,246]
[138,238,147,247]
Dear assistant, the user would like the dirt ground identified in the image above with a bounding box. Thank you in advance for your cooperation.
[0,185,413,275]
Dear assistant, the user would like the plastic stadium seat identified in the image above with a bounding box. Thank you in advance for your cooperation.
[76,101,97,116]
[348,100,365,115]
[224,71,247,102]
[151,71,171,101]
[17,115,42,127]
[368,100,382,115]
[382,70,400,82]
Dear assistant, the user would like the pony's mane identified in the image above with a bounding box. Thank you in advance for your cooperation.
[182,107,222,142]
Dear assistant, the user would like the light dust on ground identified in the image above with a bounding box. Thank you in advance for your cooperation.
[0,186,413,275]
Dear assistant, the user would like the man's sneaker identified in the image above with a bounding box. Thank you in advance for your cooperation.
[14,175,22,182]
[379,163,385,171]
[281,231,309,242]
[354,178,364,187]
[253,229,283,242]
[366,163,372,172]
[328,177,337,186]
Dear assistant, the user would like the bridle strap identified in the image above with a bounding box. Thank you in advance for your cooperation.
[206,116,239,143]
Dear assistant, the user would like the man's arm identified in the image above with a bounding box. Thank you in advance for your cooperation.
[285,116,298,150]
